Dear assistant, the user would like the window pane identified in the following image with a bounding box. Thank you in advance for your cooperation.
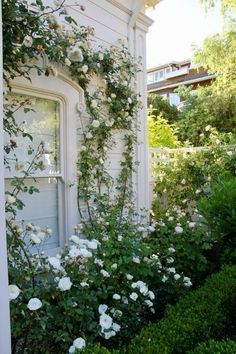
[4,93,60,176]
[5,178,61,250]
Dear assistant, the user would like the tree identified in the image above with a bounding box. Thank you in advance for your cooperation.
[147,108,180,148]
[148,94,179,124]
[175,0,236,145]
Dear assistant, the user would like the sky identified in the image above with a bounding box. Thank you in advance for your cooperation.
[146,0,223,69]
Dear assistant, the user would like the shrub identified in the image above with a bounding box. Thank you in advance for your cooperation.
[151,141,236,220]
[187,339,236,354]
[146,211,214,288]
[127,265,236,354]
[81,343,113,353]
[198,175,236,236]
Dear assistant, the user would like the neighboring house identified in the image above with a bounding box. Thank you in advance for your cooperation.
[0,1,158,351]
[147,59,215,107]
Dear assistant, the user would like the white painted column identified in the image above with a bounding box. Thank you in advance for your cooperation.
[0,1,12,352]
[129,11,153,216]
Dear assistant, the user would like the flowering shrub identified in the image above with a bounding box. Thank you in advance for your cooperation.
[128,265,236,354]
[151,133,236,219]
[3,1,192,353]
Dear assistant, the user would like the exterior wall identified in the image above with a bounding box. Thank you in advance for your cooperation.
[4,0,153,243]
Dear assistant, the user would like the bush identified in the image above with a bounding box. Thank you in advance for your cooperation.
[198,175,236,236]
[127,265,236,354]
[151,141,236,220]
[187,339,236,354]
[146,213,213,288]
[81,343,113,353]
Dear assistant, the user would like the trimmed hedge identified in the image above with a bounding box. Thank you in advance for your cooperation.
[188,339,236,354]
[127,265,236,354]
[81,343,116,353]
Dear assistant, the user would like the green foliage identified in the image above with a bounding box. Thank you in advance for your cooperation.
[176,85,236,145]
[146,213,213,287]
[198,175,236,235]
[188,339,236,354]
[176,0,236,145]
[148,94,179,124]
[81,343,115,353]
[151,143,236,219]
[147,112,180,148]
[127,265,236,354]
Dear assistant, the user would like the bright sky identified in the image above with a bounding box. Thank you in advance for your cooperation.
[146,0,223,69]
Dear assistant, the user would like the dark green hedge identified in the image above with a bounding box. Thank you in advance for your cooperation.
[188,339,236,354]
[127,265,236,354]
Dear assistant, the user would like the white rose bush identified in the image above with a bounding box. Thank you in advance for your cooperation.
[4,1,195,353]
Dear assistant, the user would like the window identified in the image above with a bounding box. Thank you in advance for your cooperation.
[169,93,180,107]
[165,67,171,74]
[147,73,154,84]
[154,71,159,82]
[4,76,82,253]
[159,70,164,79]
[5,93,65,250]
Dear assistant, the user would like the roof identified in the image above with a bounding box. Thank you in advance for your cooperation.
[145,0,162,8]
[147,59,191,73]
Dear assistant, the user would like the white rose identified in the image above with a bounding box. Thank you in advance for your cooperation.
[175,226,183,234]
[100,269,110,278]
[70,235,80,244]
[23,35,33,47]
[148,291,155,300]
[87,241,98,250]
[98,52,104,61]
[27,298,42,311]
[65,58,71,66]
[91,99,98,109]
[188,222,196,228]
[80,281,89,287]
[99,313,113,329]
[145,300,153,307]
[129,292,138,301]
[30,233,41,244]
[58,277,72,291]
[111,263,117,270]
[139,286,149,296]
[92,120,100,128]
[126,274,133,280]
[48,257,61,269]
[82,64,88,73]
[132,256,140,264]
[73,337,86,350]
[9,285,20,300]
[168,267,176,274]
[112,294,121,300]
[104,331,116,339]
[112,322,121,332]
[162,275,168,283]
[86,132,93,139]
[98,304,108,314]
[6,195,16,204]
[68,47,83,62]
[78,248,92,258]
[168,247,175,253]
[174,274,181,280]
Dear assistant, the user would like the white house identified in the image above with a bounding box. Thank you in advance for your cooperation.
[0,0,159,351]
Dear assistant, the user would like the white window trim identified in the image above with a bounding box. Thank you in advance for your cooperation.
[5,72,85,253]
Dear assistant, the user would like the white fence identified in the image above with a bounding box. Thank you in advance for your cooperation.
[149,146,206,207]
[148,145,235,207]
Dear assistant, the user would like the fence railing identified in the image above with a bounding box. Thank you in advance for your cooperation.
[148,145,235,206]
[149,147,205,182]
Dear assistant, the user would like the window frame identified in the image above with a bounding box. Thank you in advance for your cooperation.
[4,73,84,254]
